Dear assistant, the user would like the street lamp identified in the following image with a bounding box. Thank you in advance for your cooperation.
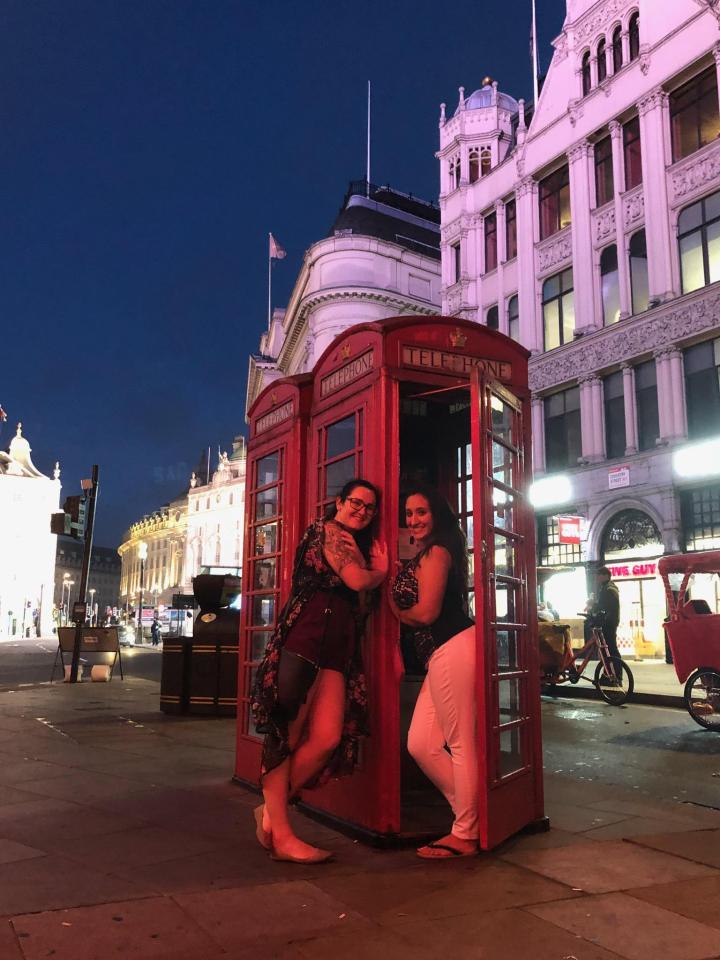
[66,581,75,622]
[137,542,148,642]
[89,588,96,625]
[61,574,70,625]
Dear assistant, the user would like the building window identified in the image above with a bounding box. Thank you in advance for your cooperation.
[684,338,720,439]
[505,198,517,260]
[628,11,640,61]
[670,67,720,163]
[594,135,614,207]
[537,513,585,566]
[623,116,642,189]
[449,155,461,190]
[484,212,497,272]
[600,245,621,325]
[612,25,623,72]
[481,147,492,176]
[469,148,480,184]
[678,189,720,294]
[635,359,659,451]
[604,371,626,459]
[542,268,575,350]
[682,483,720,551]
[544,386,581,470]
[597,37,607,83]
[539,165,571,240]
[451,242,461,283]
[629,230,649,314]
[486,305,499,330]
[581,51,591,96]
[507,294,519,340]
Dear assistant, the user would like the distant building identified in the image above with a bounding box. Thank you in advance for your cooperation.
[437,0,720,652]
[184,437,247,584]
[54,537,121,623]
[0,423,60,638]
[246,181,442,408]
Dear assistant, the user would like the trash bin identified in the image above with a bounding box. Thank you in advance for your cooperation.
[160,637,190,714]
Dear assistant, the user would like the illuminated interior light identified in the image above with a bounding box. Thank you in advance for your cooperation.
[529,474,573,509]
[673,436,720,479]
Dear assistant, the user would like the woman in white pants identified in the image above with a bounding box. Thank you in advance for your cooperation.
[389,486,477,859]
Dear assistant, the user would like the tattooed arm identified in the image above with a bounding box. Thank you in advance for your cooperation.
[323,521,389,591]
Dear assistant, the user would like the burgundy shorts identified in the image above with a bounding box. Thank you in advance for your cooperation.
[283,590,355,673]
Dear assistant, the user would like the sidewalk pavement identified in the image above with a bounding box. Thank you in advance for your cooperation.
[1,677,719,960]
[551,658,688,709]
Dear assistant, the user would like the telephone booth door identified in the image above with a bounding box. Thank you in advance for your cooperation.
[234,376,312,783]
[470,370,544,849]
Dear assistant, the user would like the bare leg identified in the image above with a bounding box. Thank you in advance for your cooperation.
[262,670,344,860]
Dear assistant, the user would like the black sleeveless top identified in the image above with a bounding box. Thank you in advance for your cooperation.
[392,548,474,667]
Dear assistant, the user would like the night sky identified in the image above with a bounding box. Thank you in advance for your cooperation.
[0,0,566,546]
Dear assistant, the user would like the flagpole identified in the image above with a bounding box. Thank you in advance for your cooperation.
[267,233,272,329]
[531,0,539,105]
[366,80,371,199]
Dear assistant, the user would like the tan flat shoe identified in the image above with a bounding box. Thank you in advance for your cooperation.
[270,846,334,864]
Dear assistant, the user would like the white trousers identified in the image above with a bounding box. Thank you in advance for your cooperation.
[407,627,479,840]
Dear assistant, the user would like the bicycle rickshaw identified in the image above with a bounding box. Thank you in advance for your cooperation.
[538,615,634,706]
[658,549,720,730]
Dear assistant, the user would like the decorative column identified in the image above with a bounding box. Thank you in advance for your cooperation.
[531,396,546,475]
[590,55,598,89]
[517,177,541,352]
[609,120,632,319]
[637,88,675,303]
[568,140,597,333]
[621,29,630,66]
[667,347,688,440]
[579,375,605,462]
[654,347,674,443]
[621,363,638,455]
[713,45,720,115]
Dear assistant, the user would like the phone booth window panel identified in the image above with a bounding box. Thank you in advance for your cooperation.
[240,447,285,738]
[316,409,364,515]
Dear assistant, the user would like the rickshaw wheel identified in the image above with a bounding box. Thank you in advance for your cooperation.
[684,669,720,731]
[594,657,634,706]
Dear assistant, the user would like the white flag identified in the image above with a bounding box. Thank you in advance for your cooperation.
[269,233,287,260]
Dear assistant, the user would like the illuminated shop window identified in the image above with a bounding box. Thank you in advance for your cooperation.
[682,483,720,551]
[536,513,585,566]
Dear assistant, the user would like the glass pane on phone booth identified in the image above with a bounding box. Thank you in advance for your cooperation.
[470,370,538,849]
[316,410,364,515]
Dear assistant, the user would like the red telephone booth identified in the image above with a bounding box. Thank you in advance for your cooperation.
[234,317,545,850]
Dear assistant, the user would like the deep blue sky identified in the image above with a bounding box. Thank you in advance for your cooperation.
[0,0,566,545]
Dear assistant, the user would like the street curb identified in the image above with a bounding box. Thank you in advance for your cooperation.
[543,684,685,710]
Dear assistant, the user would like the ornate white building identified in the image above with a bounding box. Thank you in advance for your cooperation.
[0,424,60,638]
[247,181,442,406]
[438,0,720,650]
[117,496,188,614]
[184,437,247,583]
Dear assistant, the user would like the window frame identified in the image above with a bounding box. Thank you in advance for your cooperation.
[603,370,626,459]
[486,305,499,330]
[507,294,520,341]
[594,135,614,208]
[628,11,640,61]
[597,37,607,84]
[600,244,621,326]
[581,51,591,96]
[612,25,623,73]
[684,338,720,440]
[629,229,649,314]
[505,198,517,261]
[484,211,498,273]
[544,386,582,471]
[678,189,720,294]
[539,165,571,240]
[623,116,642,189]
[634,359,659,452]
[542,268,575,351]
[670,67,720,163]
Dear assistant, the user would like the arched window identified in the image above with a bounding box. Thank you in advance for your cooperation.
[629,230,649,314]
[449,156,461,190]
[628,12,639,61]
[486,305,499,330]
[612,25,623,72]
[600,245,620,325]
[480,147,492,176]
[678,190,720,294]
[597,37,607,83]
[507,294,519,340]
[469,148,480,183]
[581,51,591,96]
[601,509,662,561]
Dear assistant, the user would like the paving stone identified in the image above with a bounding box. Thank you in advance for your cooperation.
[501,839,718,893]
[0,800,147,847]
[294,927,438,959]
[0,855,154,917]
[0,839,45,865]
[174,880,373,950]
[528,891,720,960]
[384,905,622,959]
[13,769,145,803]
[0,757,70,784]
[498,827,601,852]
[588,798,720,828]
[10,896,222,960]
[627,875,720,930]
[0,918,23,959]
[628,829,720,869]
[45,824,220,870]
[544,800,630,833]
[581,816,714,842]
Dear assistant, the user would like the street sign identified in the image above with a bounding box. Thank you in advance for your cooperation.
[72,601,87,623]
[608,466,630,489]
[558,515,587,544]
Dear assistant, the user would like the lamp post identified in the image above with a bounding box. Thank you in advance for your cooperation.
[137,542,147,643]
[67,580,75,622]
[89,588,96,625]
[61,574,70,625]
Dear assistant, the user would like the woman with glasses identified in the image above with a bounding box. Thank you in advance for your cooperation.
[389,485,477,859]
[251,478,388,864]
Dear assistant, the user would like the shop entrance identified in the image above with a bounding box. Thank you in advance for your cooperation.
[235,316,545,849]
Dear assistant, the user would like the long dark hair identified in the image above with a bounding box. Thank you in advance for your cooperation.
[326,478,381,561]
[404,484,469,606]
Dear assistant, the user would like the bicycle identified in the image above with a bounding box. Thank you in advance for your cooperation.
[539,613,634,706]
